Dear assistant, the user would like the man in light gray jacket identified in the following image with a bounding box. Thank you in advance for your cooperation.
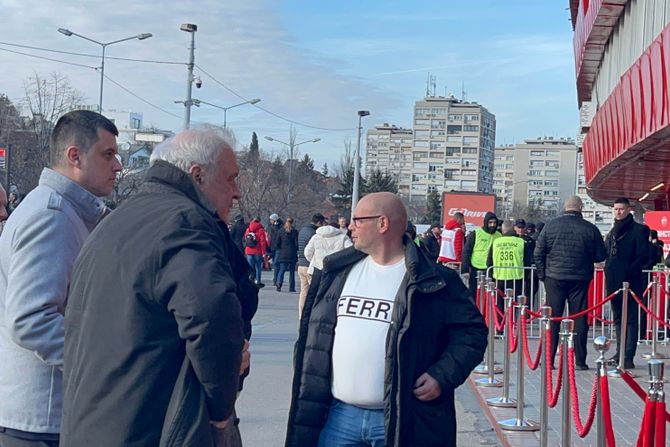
[0,110,121,446]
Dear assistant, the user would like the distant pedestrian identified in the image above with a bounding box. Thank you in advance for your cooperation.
[267,213,283,285]
[514,218,537,303]
[604,197,649,369]
[487,220,528,316]
[231,214,247,253]
[245,217,269,287]
[462,212,501,302]
[304,222,353,275]
[297,213,326,315]
[338,215,351,238]
[437,212,465,268]
[0,110,121,446]
[535,196,606,370]
[276,217,299,292]
[421,223,442,261]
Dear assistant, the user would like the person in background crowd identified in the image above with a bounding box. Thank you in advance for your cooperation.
[245,217,268,287]
[604,198,649,370]
[276,217,299,292]
[525,222,536,239]
[405,220,418,244]
[534,222,545,241]
[304,219,353,277]
[267,213,283,286]
[649,229,664,265]
[0,184,8,236]
[437,212,465,269]
[462,212,501,302]
[337,215,351,238]
[231,214,247,253]
[285,192,487,447]
[487,220,528,317]
[535,196,606,370]
[297,213,326,316]
[61,125,253,447]
[6,192,19,215]
[0,110,120,446]
[514,218,537,303]
[421,223,442,261]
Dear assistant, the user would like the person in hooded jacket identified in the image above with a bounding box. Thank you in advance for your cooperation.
[304,222,353,276]
[275,218,299,292]
[462,211,501,302]
[245,218,268,286]
[267,213,283,285]
[437,212,465,268]
[231,214,247,253]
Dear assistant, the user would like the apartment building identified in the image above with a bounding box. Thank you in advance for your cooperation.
[365,124,414,197]
[493,138,577,217]
[576,153,613,234]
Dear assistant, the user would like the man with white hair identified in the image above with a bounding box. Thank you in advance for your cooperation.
[61,125,255,446]
[534,195,606,370]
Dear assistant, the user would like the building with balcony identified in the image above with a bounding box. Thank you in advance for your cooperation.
[571,0,670,208]
[365,124,414,197]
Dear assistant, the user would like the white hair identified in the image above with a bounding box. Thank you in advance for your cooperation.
[150,124,237,173]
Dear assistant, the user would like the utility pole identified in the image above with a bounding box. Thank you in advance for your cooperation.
[180,23,197,130]
[351,110,370,219]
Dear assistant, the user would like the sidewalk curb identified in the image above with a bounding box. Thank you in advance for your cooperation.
[466,377,513,447]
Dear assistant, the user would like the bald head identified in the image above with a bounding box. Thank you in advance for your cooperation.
[564,195,583,212]
[357,192,407,238]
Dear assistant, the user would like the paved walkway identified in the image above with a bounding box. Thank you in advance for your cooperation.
[469,328,669,446]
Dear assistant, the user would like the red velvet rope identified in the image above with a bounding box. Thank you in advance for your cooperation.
[526,288,620,321]
[655,401,666,447]
[521,314,542,370]
[508,304,518,354]
[630,290,670,330]
[494,305,505,333]
[593,315,615,325]
[546,340,562,408]
[620,369,648,401]
[567,347,598,437]
[636,397,655,447]
[599,374,616,447]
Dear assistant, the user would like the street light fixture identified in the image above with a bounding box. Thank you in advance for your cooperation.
[264,134,321,204]
[57,28,152,112]
[179,23,198,130]
[351,110,370,219]
[192,98,261,128]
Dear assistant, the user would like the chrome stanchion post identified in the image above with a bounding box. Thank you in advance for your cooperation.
[593,336,610,447]
[476,282,502,386]
[477,271,485,311]
[499,296,539,431]
[643,276,665,359]
[488,289,517,407]
[539,305,552,447]
[608,282,635,378]
[560,319,574,446]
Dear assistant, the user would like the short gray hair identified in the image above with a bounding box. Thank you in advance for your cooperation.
[501,220,514,233]
[564,195,583,212]
[150,124,237,173]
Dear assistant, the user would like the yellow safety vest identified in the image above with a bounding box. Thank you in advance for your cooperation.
[471,228,500,269]
[492,236,525,280]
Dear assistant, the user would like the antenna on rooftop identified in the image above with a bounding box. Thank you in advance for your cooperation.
[425,73,436,97]
[461,81,467,101]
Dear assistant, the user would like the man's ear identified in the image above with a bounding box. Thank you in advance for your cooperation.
[65,145,81,167]
[189,164,204,185]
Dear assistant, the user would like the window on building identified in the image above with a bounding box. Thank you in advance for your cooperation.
[529,170,542,176]
[530,150,544,156]
[463,125,479,132]
[415,119,429,126]
[462,147,478,154]
[448,114,462,121]
[447,125,462,134]
[414,130,429,138]
[447,136,461,143]
[530,160,544,167]
[446,147,461,156]
[444,169,459,179]
[415,108,430,117]
[415,141,429,147]
[545,170,559,177]
[431,120,446,129]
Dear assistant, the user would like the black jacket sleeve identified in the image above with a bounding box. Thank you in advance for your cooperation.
[462,232,476,272]
[534,230,547,281]
[155,224,244,423]
[630,225,651,273]
[486,245,493,269]
[593,228,607,264]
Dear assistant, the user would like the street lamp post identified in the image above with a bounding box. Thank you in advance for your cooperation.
[192,98,261,128]
[179,23,197,130]
[351,110,370,219]
[264,134,320,205]
[58,28,152,112]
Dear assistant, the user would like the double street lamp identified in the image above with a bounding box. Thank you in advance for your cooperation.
[57,28,152,112]
[193,98,261,128]
[264,134,320,204]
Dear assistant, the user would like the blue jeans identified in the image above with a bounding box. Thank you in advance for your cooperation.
[318,400,385,447]
[272,250,281,283]
[277,262,295,290]
[246,254,263,283]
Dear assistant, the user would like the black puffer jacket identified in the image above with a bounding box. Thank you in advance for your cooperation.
[604,215,649,294]
[297,223,318,267]
[285,237,487,447]
[534,211,606,281]
[276,228,299,264]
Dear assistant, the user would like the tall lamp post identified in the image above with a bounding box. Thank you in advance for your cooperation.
[351,110,370,219]
[57,28,152,112]
[179,23,197,130]
[192,98,261,128]
[264,134,320,204]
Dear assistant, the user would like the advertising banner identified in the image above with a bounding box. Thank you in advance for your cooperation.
[645,211,670,258]
[442,192,496,228]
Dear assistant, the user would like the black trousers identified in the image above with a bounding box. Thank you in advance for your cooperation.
[0,432,58,447]
[544,277,591,366]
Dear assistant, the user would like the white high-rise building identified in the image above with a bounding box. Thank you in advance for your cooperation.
[576,153,613,234]
[365,124,414,197]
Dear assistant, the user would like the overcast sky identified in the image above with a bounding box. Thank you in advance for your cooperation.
[1,0,578,170]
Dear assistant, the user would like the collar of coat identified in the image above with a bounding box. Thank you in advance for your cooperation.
[144,160,217,216]
[321,234,447,294]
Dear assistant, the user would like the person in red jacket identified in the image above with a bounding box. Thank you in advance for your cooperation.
[244,217,268,287]
[438,212,465,268]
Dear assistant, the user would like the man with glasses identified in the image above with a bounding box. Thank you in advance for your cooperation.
[286,192,487,447]
[604,197,649,370]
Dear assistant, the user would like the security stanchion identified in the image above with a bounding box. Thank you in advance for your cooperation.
[475,281,502,386]
[476,271,485,312]
[649,360,666,446]
[499,296,539,431]
[488,289,517,407]
[608,282,636,378]
[560,319,574,446]
[642,276,666,360]
[538,305,551,447]
[593,336,613,447]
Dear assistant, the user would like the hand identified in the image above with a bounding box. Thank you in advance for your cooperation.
[210,418,230,430]
[413,373,442,402]
[240,340,250,375]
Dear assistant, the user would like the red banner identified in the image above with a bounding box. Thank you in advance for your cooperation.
[645,211,670,258]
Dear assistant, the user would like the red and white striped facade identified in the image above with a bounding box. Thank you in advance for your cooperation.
[571,0,670,208]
